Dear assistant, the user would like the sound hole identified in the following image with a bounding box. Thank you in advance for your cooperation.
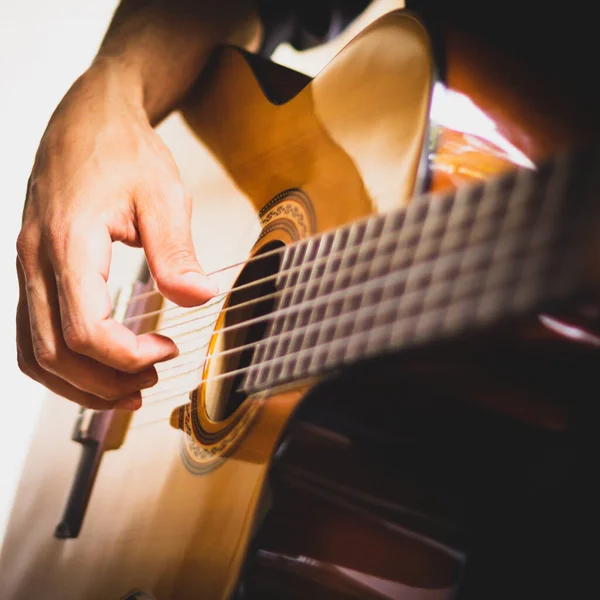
[204,241,283,421]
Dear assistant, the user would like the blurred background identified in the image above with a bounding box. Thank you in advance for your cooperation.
[0,0,404,549]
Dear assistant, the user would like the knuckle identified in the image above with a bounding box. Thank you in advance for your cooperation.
[15,227,39,266]
[99,390,119,402]
[77,396,106,411]
[119,359,145,375]
[33,338,60,371]
[62,321,92,353]
[161,179,187,205]
[27,176,46,205]
[112,347,142,373]
[16,348,37,379]
[97,380,121,402]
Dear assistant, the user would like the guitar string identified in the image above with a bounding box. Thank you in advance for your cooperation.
[126,155,587,429]
[125,238,299,303]
[135,161,568,395]
[140,158,574,404]
[122,203,449,327]
[136,256,569,424]
[147,243,384,380]
[133,209,540,387]
[149,165,562,348]
[121,159,532,313]
[143,228,471,386]
[137,305,440,420]
[149,287,281,340]
[141,254,453,403]
[139,220,550,408]
[129,262,529,431]
[144,245,456,393]
[133,244,579,415]
[124,229,409,385]
[123,187,442,307]
[119,156,569,333]
[125,186,516,354]
[122,163,533,329]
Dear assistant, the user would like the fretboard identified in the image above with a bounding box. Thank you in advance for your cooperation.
[242,146,599,394]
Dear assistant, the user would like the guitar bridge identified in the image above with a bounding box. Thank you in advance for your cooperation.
[54,408,107,539]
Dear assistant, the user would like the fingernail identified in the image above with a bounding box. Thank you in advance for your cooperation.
[166,344,180,360]
[181,272,219,295]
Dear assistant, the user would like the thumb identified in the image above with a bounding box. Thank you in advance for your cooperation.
[138,184,218,307]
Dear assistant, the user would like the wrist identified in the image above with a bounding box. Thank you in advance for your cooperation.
[78,58,148,120]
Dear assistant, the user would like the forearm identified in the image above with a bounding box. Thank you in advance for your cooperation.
[88,0,262,124]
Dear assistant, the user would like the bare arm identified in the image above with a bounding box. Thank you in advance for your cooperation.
[16,0,262,411]
[93,0,262,123]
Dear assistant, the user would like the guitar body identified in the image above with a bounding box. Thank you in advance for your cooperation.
[0,9,592,600]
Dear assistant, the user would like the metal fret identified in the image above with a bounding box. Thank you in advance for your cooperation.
[267,238,321,383]
[304,220,366,377]
[241,146,600,395]
[290,226,349,380]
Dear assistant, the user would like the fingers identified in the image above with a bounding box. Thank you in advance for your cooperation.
[137,182,218,307]
[16,104,206,412]
[16,219,173,405]
[48,222,179,373]
[16,261,144,411]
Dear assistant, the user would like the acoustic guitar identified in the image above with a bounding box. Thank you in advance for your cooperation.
[1,8,598,600]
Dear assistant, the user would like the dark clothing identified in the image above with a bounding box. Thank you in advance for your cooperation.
[256,0,372,56]
[256,0,599,122]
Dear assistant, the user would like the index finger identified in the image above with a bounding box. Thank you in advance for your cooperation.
[50,222,178,372]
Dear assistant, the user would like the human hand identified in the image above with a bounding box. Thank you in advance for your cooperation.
[16,65,217,411]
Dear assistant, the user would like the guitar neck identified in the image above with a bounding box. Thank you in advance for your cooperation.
[242,145,600,394]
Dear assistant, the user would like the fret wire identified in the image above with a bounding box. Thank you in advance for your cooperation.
[327,216,389,366]
[305,220,368,378]
[290,226,348,381]
[255,239,312,381]
[270,232,332,381]
[476,168,538,316]
[258,242,305,375]
[373,199,442,343]
[249,225,347,389]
